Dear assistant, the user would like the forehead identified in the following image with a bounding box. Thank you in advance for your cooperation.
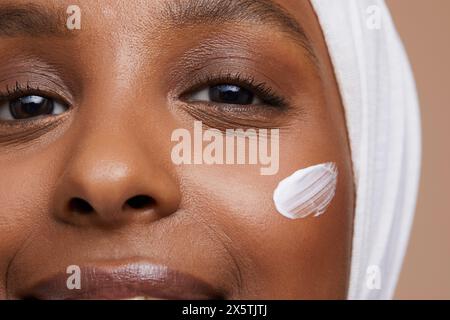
[0,0,321,68]
[16,0,313,18]
[0,0,317,39]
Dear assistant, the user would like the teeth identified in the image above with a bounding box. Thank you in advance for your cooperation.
[121,296,163,300]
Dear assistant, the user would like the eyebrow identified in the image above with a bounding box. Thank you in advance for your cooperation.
[0,3,68,37]
[160,0,317,61]
[0,0,317,61]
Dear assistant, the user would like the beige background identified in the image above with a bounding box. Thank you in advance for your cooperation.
[385,0,450,299]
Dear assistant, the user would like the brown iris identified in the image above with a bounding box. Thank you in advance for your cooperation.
[9,95,54,119]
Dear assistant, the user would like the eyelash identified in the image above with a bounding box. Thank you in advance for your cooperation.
[0,75,288,113]
[0,81,49,102]
[183,72,289,109]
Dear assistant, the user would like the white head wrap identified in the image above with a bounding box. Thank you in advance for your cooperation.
[310,0,422,299]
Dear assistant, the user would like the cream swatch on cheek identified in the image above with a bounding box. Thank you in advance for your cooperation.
[273,162,338,219]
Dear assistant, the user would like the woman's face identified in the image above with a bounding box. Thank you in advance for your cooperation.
[0,0,354,299]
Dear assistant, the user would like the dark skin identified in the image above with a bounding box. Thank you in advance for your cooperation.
[0,0,354,299]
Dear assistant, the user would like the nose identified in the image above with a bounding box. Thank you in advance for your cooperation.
[52,134,181,229]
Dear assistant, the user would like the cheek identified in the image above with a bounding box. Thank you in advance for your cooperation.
[178,125,353,298]
[0,150,57,297]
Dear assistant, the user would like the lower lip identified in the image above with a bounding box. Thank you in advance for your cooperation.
[21,263,222,300]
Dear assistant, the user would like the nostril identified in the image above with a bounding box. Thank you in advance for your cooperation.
[125,195,155,210]
[68,197,94,214]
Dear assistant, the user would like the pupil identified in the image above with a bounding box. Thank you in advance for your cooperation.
[209,85,254,105]
[10,95,54,119]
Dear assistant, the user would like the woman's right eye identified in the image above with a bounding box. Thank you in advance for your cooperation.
[0,95,68,120]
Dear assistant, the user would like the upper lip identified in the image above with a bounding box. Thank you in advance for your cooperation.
[20,262,223,300]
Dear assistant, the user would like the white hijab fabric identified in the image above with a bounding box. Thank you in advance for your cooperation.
[309,0,422,299]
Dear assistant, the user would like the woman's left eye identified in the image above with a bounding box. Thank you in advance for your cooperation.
[0,95,68,120]
[189,84,263,105]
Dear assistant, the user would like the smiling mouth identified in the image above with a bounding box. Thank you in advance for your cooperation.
[20,262,223,300]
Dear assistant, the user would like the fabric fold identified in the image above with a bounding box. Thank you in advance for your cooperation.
[310,0,422,299]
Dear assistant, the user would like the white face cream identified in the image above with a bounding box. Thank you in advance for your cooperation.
[273,162,338,219]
